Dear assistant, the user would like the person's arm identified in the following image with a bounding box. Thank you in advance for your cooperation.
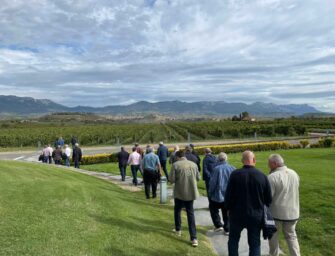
[169,164,176,184]
[127,154,132,165]
[79,149,82,161]
[195,165,200,181]
[264,176,272,207]
[196,155,201,172]
[224,173,235,210]
[208,169,218,197]
[268,175,276,198]
[156,156,162,174]
[203,158,211,180]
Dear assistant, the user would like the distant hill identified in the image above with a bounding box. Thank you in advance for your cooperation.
[0,95,322,117]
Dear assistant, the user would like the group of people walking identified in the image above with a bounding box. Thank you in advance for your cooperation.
[117,142,168,199]
[117,143,301,255]
[40,136,82,168]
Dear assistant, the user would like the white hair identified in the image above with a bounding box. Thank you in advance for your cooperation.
[218,152,228,162]
[147,146,154,153]
[268,154,285,167]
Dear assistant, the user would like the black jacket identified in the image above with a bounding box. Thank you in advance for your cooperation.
[72,147,82,161]
[185,152,200,170]
[192,151,201,172]
[117,150,130,166]
[225,165,272,221]
[157,145,169,161]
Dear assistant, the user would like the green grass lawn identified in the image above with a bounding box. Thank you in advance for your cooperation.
[0,161,215,256]
[83,148,335,256]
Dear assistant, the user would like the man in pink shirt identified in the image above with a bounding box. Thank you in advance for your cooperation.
[128,147,142,186]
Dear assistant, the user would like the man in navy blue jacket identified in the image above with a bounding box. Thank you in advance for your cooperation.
[157,142,169,180]
[202,148,217,191]
[202,148,218,230]
[225,151,272,256]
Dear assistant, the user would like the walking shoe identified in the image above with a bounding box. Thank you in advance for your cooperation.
[191,239,198,247]
[172,229,182,236]
[224,230,229,236]
[214,227,224,232]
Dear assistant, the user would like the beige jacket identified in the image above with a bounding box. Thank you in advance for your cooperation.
[169,157,200,201]
[268,166,300,221]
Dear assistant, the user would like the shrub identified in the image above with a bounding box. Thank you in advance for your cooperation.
[318,137,334,148]
[300,139,309,148]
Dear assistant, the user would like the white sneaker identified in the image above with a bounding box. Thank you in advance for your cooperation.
[172,229,182,236]
[224,231,229,236]
[214,227,224,232]
[192,239,198,247]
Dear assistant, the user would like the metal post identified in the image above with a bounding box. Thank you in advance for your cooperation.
[160,177,168,204]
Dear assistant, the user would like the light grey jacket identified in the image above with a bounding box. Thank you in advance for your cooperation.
[268,166,300,221]
[169,157,200,201]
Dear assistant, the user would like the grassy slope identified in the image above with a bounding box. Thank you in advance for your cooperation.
[83,148,335,256]
[0,161,215,256]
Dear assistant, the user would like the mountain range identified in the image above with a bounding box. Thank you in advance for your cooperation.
[0,95,322,117]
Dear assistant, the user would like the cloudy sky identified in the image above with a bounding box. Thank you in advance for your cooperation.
[0,0,334,111]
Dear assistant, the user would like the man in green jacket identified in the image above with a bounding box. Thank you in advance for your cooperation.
[169,150,200,247]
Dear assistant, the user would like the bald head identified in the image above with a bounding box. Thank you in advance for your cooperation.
[242,151,256,166]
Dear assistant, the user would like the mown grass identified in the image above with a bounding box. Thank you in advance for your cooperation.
[83,148,335,256]
[0,161,215,256]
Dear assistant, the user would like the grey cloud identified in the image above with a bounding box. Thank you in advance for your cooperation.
[0,0,335,111]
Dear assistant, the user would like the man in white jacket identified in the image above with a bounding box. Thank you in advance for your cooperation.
[268,154,301,256]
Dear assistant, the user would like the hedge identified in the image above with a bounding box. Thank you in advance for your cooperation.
[81,141,300,165]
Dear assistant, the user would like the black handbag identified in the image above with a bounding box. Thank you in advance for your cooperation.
[262,206,278,240]
[38,155,44,161]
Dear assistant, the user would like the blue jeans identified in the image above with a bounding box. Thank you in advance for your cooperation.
[64,157,70,167]
[119,164,127,181]
[54,159,61,165]
[228,217,262,256]
[131,165,141,185]
[43,156,49,163]
[160,159,168,180]
[74,160,80,169]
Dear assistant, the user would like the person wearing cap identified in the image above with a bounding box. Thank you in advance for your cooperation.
[157,141,169,180]
[203,148,217,192]
[185,146,200,170]
[189,144,201,172]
